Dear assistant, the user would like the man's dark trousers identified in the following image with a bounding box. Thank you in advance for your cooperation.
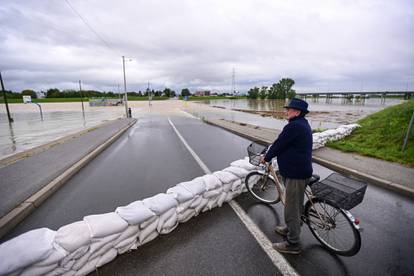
[283,177,309,244]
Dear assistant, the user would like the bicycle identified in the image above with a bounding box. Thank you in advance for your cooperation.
[245,142,364,256]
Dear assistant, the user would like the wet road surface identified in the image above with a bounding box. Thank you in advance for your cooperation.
[4,113,414,275]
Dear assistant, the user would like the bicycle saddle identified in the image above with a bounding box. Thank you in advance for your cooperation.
[308,174,320,186]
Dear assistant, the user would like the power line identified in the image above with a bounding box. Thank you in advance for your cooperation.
[64,0,118,54]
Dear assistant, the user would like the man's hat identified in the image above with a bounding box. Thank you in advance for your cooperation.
[284,98,309,114]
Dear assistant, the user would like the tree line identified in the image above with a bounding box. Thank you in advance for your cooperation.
[247,78,296,99]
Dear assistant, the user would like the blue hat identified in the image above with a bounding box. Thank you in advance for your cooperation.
[284,98,309,114]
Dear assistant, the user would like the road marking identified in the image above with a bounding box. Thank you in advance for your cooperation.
[178,109,200,120]
[167,117,298,276]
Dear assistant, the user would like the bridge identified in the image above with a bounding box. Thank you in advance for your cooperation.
[297,91,414,104]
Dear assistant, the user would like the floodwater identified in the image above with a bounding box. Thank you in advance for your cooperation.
[0,103,126,159]
[196,97,404,128]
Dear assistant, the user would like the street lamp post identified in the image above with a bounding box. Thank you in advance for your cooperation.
[0,71,14,123]
[78,80,85,119]
[122,56,129,118]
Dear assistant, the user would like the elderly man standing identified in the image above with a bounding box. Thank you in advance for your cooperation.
[262,97,313,254]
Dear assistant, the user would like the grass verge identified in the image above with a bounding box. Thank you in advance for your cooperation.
[327,100,414,167]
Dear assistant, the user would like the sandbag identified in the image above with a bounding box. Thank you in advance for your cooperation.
[194,198,209,214]
[139,218,159,243]
[189,195,202,209]
[113,225,139,246]
[140,216,158,229]
[159,213,179,234]
[115,201,156,225]
[61,246,89,267]
[217,192,228,207]
[213,171,238,184]
[167,185,194,203]
[36,243,67,266]
[96,248,117,268]
[176,199,194,213]
[140,231,158,245]
[89,233,120,261]
[224,166,249,178]
[72,251,92,271]
[20,263,57,276]
[55,221,91,253]
[231,179,242,192]
[202,174,222,191]
[177,208,196,223]
[230,158,257,170]
[143,193,178,216]
[0,228,56,275]
[157,208,177,233]
[84,212,128,238]
[203,187,222,198]
[46,266,73,276]
[74,256,98,276]
[180,177,206,195]
[114,235,138,250]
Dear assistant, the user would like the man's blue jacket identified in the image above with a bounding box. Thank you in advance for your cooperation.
[264,116,313,179]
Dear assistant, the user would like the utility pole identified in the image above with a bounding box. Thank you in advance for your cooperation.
[147,82,151,106]
[231,68,236,96]
[122,56,129,117]
[0,71,14,123]
[79,80,85,119]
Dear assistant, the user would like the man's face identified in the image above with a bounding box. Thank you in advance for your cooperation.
[286,108,301,120]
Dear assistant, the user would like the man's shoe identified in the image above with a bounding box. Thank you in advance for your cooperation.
[272,241,302,254]
[274,226,288,237]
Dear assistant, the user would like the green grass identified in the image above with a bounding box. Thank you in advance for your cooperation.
[180,96,246,101]
[327,100,414,167]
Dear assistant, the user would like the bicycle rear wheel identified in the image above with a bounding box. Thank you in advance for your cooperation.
[245,171,280,204]
[304,198,361,256]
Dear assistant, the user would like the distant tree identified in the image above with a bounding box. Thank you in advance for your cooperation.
[259,86,268,99]
[276,78,295,99]
[163,88,173,97]
[268,84,278,99]
[247,87,259,99]
[46,88,62,98]
[21,89,37,99]
[181,88,191,97]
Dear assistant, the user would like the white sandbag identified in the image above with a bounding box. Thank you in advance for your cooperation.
[202,174,222,191]
[61,246,89,267]
[114,225,139,246]
[177,208,196,223]
[225,191,237,202]
[74,256,98,276]
[143,193,178,216]
[84,212,128,238]
[115,201,156,225]
[72,251,92,271]
[179,177,206,195]
[36,243,67,266]
[167,185,194,203]
[203,196,220,211]
[139,217,159,243]
[89,233,119,261]
[176,199,193,213]
[203,187,223,198]
[62,270,76,276]
[117,242,135,255]
[46,266,73,276]
[61,259,75,270]
[189,196,202,209]
[55,221,91,253]
[194,198,209,214]
[141,231,159,245]
[20,263,57,276]
[0,228,56,275]
[230,158,257,171]
[222,182,232,192]
[159,213,179,234]
[217,192,227,207]
[140,216,158,229]
[157,208,177,233]
[213,171,239,184]
[224,166,249,178]
[114,234,138,249]
[96,248,117,268]
[231,179,243,191]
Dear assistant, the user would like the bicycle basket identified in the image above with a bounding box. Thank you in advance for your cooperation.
[247,142,268,166]
[311,173,367,210]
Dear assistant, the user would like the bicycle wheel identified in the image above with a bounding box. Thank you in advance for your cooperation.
[304,198,361,256]
[245,171,281,204]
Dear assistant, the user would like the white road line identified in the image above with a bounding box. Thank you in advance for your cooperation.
[177,109,200,120]
[167,117,298,276]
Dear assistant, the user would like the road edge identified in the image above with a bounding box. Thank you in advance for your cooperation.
[0,118,137,239]
[204,118,414,199]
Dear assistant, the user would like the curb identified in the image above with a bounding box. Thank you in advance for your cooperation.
[204,118,414,199]
[0,119,137,239]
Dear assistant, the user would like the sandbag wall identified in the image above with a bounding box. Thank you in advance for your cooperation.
[0,158,257,276]
[312,124,360,149]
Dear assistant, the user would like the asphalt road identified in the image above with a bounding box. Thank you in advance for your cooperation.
[4,114,414,275]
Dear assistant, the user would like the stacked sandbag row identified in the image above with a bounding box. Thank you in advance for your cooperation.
[313,123,360,149]
[0,157,257,276]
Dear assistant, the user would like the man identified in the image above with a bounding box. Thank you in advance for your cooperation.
[262,97,313,254]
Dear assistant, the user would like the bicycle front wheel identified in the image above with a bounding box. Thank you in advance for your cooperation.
[245,171,281,204]
[304,198,361,256]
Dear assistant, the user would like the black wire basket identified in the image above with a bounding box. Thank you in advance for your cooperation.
[247,142,268,166]
[311,173,367,210]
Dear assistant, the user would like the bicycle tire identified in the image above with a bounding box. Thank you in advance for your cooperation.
[245,171,281,204]
[304,198,361,256]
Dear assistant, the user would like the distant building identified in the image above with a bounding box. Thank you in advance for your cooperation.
[194,90,211,96]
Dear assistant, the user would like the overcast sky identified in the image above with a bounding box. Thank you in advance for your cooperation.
[0,0,413,93]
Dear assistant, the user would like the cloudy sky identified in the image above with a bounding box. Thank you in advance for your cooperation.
[0,0,413,93]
